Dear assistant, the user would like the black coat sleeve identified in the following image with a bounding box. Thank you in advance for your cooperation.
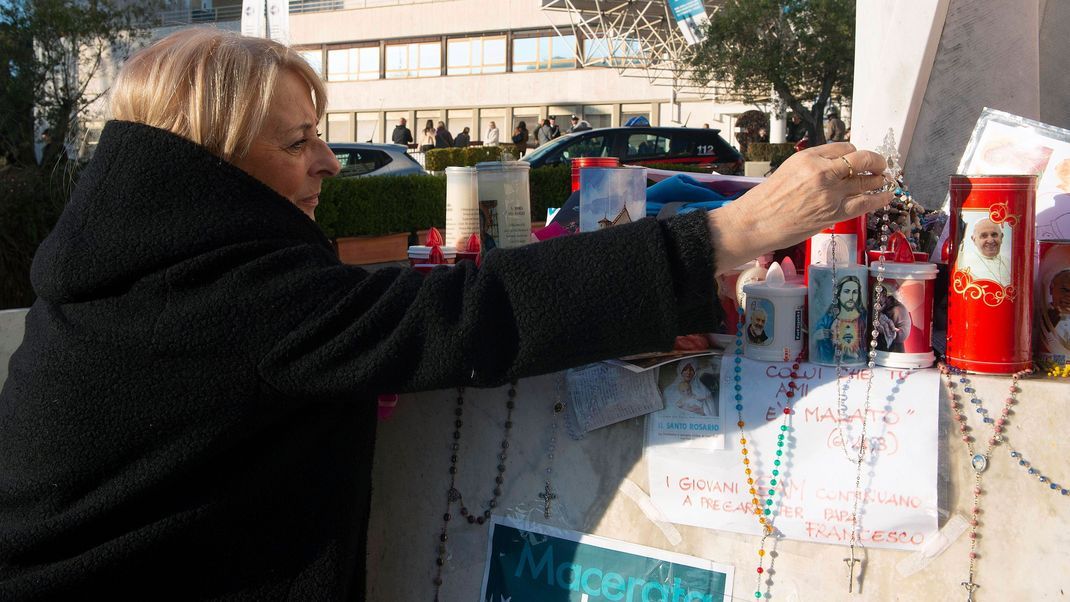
[256,211,720,398]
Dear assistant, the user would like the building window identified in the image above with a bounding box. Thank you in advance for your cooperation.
[326,46,380,81]
[447,109,473,140]
[447,36,506,75]
[583,37,643,67]
[512,33,577,71]
[354,112,378,143]
[297,49,324,76]
[326,113,353,142]
[385,41,441,79]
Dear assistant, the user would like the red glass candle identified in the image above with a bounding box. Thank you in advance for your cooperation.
[571,157,620,192]
[946,175,1037,374]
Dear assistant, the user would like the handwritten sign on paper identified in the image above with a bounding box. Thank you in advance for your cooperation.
[645,356,940,551]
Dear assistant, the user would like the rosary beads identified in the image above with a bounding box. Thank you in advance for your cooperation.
[733,310,800,600]
[940,364,1030,600]
[433,383,517,597]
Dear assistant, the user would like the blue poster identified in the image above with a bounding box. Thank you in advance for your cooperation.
[667,0,711,45]
[481,516,733,601]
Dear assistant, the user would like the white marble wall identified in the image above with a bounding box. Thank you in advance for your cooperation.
[368,371,1070,600]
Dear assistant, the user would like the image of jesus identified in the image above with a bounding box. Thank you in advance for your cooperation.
[813,275,867,364]
[957,217,1011,286]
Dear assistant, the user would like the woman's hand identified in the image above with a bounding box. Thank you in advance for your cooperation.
[707,143,894,274]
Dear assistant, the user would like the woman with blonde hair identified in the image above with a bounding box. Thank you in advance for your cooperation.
[0,27,891,599]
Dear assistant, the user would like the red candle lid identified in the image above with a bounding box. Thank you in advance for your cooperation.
[428,245,446,264]
[464,233,481,253]
[887,231,915,263]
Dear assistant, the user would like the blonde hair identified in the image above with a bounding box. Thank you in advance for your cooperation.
[110,28,326,162]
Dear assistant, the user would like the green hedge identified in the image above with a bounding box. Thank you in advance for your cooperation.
[1,167,71,309]
[424,146,505,171]
[316,174,446,239]
[747,142,795,164]
[529,165,571,221]
[318,165,573,238]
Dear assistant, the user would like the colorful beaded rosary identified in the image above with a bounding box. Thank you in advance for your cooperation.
[733,310,800,600]
[939,364,1030,601]
[432,383,517,599]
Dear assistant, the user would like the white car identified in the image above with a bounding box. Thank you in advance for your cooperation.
[328,142,426,177]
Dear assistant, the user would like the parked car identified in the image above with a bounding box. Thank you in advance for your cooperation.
[521,126,744,174]
[328,142,425,177]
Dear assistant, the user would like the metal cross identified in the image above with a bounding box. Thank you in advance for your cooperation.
[962,580,979,602]
[843,554,861,593]
[538,482,557,518]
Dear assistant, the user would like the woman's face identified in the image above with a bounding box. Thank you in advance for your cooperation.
[680,364,695,380]
[232,69,339,220]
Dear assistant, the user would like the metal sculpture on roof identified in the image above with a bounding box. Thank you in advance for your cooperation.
[539,0,731,96]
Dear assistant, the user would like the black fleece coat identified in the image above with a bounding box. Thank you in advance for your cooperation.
[0,121,721,600]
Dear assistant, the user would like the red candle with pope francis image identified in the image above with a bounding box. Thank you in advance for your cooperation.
[945,175,1036,374]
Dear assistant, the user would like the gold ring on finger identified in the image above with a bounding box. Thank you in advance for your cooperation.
[840,156,855,180]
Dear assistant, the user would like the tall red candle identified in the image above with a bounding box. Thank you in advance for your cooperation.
[946,175,1036,374]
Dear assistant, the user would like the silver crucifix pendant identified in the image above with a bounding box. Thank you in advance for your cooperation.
[843,556,861,593]
[538,482,557,518]
[962,580,978,601]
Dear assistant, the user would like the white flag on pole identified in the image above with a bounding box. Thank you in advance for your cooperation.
[266,0,290,45]
[241,0,265,38]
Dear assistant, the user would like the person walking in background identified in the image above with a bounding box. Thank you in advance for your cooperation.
[485,121,500,146]
[434,121,453,148]
[511,121,529,157]
[825,109,847,143]
[786,113,806,143]
[454,127,471,148]
[420,119,435,152]
[535,119,553,147]
[391,117,413,146]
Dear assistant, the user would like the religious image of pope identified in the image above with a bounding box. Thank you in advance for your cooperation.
[957,217,1012,286]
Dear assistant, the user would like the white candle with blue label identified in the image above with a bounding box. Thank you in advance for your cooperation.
[742,261,807,362]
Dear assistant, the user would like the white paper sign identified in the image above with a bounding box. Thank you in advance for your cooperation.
[646,356,940,551]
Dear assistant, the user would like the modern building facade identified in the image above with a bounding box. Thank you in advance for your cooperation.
[282,0,753,145]
[78,0,757,156]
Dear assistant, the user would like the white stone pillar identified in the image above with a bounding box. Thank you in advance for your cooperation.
[769,87,787,143]
[852,0,1044,209]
